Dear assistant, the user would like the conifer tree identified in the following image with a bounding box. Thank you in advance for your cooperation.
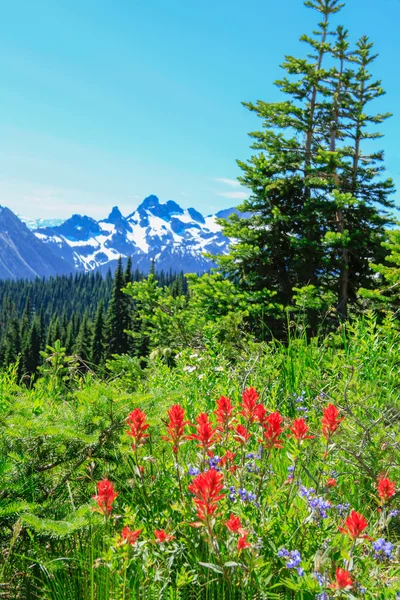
[90,301,105,365]
[216,0,395,330]
[74,312,92,364]
[106,257,130,356]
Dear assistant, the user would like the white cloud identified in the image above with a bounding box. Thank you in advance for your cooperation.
[216,191,248,200]
[213,177,241,187]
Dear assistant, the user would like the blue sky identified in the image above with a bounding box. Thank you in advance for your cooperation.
[0,0,399,219]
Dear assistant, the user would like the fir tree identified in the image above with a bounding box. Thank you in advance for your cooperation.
[106,257,130,357]
[215,0,395,330]
[90,301,105,365]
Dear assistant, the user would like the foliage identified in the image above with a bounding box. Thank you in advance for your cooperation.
[0,316,399,598]
[214,0,395,333]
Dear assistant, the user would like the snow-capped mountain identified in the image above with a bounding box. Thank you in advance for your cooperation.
[34,195,240,274]
[18,215,65,230]
[0,207,72,280]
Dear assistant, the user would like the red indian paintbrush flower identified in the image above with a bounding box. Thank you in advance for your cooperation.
[326,478,337,488]
[338,510,369,539]
[214,396,235,432]
[254,403,267,425]
[263,411,284,448]
[93,479,118,517]
[154,529,175,542]
[121,526,142,545]
[321,404,343,439]
[237,532,251,552]
[162,404,190,454]
[187,413,218,452]
[289,418,314,441]
[188,469,224,521]
[224,513,244,533]
[329,568,353,590]
[126,408,150,451]
[240,387,259,422]
[377,477,396,502]
[234,423,251,444]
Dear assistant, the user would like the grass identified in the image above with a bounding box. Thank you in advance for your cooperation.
[0,315,399,599]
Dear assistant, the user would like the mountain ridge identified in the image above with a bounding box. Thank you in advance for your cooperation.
[33,195,243,274]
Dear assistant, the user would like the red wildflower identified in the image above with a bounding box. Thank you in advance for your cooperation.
[154,529,175,542]
[126,408,150,451]
[263,411,284,449]
[377,477,396,503]
[329,568,353,590]
[188,469,224,521]
[289,418,314,441]
[187,413,218,452]
[92,479,118,517]
[321,404,343,439]
[240,387,259,422]
[254,403,267,425]
[162,404,190,454]
[234,423,251,444]
[338,510,369,539]
[220,450,237,466]
[214,396,235,432]
[121,526,142,545]
[237,532,251,552]
[326,478,337,488]
[224,513,244,534]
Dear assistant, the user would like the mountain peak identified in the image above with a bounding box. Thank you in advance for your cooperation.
[138,195,160,211]
[105,206,124,224]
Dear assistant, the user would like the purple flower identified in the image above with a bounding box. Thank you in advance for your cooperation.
[278,548,290,558]
[389,509,399,518]
[208,456,221,470]
[188,466,200,476]
[335,502,351,516]
[372,538,394,561]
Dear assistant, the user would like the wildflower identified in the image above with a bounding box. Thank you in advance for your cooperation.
[335,502,350,516]
[326,478,337,488]
[220,450,236,466]
[389,509,399,518]
[289,418,314,441]
[187,413,217,453]
[121,526,141,545]
[237,532,251,552]
[308,496,331,520]
[329,568,353,591]
[224,513,244,533]
[234,423,251,444]
[214,396,234,432]
[162,404,190,454]
[321,404,343,439]
[372,538,394,561]
[299,486,315,499]
[126,408,150,451]
[254,403,267,425]
[229,486,236,501]
[339,510,369,539]
[377,477,396,503]
[188,466,201,476]
[286,550,302,568]
[188,469,224,521]
[208,455,221,470]
[154,529,175,543]
[240,387,259,422]
[263,411,284,449]
[297,567,304,577]
[92,479,118,517]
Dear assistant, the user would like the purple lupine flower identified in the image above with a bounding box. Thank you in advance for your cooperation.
[229,486,236,501]
[389,509,399,518]
[278,548,290,558]
[208,456,221,470]
[188,466,200,476]
[372,538,394,561]
[286,550,302,569]
[335,502,351,516]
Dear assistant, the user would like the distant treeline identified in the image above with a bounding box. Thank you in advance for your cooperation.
[0,259,187,378]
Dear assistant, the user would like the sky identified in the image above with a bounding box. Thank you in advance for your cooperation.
[0,0,399,220]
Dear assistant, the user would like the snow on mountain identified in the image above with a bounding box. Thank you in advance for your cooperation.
[18,215,66,230]
[33,195,238,273]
